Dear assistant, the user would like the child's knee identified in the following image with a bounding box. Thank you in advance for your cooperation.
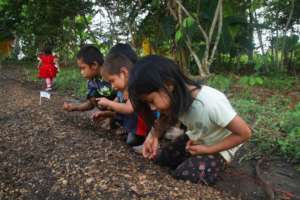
[173,164,218,185]
[173,155,225,185]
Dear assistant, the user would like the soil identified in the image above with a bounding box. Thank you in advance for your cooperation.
[0,65,299,200]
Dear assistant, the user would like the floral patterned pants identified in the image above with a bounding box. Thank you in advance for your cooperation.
[155,134,226,185]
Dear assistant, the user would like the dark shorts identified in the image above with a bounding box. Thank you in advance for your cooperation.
[155,134,226,185]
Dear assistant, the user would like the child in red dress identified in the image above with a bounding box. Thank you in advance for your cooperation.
[37,46,59,91]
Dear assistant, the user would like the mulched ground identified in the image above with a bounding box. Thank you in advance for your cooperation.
[0,65,238,200]
[2,65,300,200]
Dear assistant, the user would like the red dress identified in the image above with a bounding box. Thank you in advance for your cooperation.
[38,54,58,79]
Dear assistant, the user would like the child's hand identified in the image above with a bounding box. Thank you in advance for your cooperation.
[63,102,73,111]
[96,97,111,109]
[143,133,159,159]
[185,140,211,155]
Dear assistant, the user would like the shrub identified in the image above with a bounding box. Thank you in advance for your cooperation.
[278,103,300,161]
[208,74,232,92]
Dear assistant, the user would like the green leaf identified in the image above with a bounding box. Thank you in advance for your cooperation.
[256,77,264,85]
[249,78,256,86]
[175,30,183,42]
[183,16,195,29]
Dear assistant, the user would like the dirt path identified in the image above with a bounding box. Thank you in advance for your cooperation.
[0,66,238,200]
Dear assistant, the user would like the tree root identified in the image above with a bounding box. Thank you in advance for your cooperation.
[255,158,275,200]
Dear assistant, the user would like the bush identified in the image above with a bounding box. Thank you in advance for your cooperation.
[55,67,86,97]
[280,103,300,133]
[261,75,295,90]
[238,75,264,87]
[207,74,232,92]
[278,128,300,160]
[278,103,300,161]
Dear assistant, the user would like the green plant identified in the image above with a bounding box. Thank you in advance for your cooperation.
[208,74,232,92]
[231,95,293,160]
[231,98,259,123]
[55,67,86,97]
[275,103,300,161]
[261,75,295,90]
[278,127,300,160]
[238,75,264,87]
[280,103,300,133]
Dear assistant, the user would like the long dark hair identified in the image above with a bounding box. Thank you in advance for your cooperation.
[128,55,200,125]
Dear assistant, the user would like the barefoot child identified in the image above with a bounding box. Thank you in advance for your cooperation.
[63,45,115,112]
[37,46,59,91]
[93,43,151,147]
[128,55,252,185]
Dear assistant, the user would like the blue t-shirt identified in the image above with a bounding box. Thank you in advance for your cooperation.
[86,77,116,100]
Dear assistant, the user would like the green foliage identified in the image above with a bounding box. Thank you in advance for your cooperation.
[55,67,86,97]
[238,75,264,86]
[280,103,300,133]
[182,16,195,29]
[2,0,299,76]
[261,75,295,90]
[292,43,300,70]
[230,88,299,162]
[207,74,232,92]
[1,0,93,59]
[231,99,259,123]
[24,65,86,97]
[278,128,300,160]
[175,29,183,43]
[24,66,39,83]
[253,54,271,72]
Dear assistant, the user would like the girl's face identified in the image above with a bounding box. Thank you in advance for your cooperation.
[77,58,99,79]
[141,90,171,114]
[102,69,128,91]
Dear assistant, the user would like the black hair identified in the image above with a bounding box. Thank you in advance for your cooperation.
[103,43,137,75]
[77,44,104,65]
[43,46,52,55]
[108,43,138,64]
[128,55,201,125]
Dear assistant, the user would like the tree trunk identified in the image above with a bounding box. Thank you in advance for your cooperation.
[247,0,254,62]
[169,0,223,78]
[280,0,294,71]
[254,12,265,55]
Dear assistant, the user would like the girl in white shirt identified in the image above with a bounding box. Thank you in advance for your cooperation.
[128,55,251,185]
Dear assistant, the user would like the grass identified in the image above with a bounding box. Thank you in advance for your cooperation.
[208,74,300,166]
[24,64,87,97]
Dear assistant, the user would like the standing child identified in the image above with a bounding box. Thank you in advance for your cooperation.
[37,46,59,91]
[128,55,251,185]
[63,44,115,113]
[93,43,152,147]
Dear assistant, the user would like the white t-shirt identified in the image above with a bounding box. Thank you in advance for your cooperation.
[179,85,241,162]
